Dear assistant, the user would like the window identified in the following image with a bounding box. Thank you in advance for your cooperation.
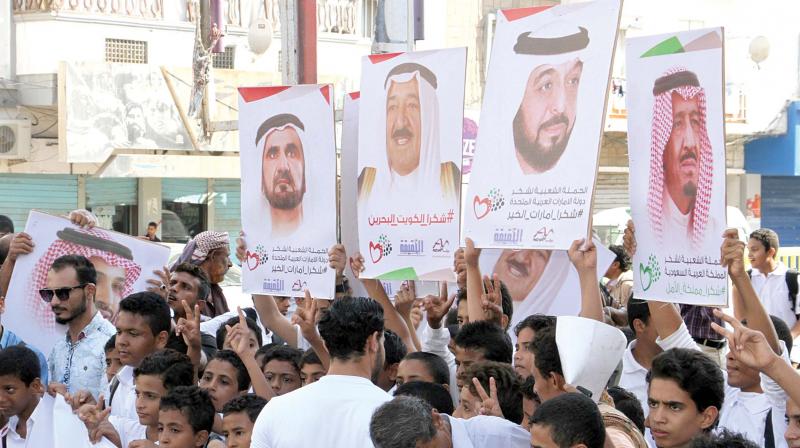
[361,0,377,39]
[105,38,148,64]
[212,46,236,69]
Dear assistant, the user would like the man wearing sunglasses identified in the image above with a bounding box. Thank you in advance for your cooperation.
[43,254,115,400]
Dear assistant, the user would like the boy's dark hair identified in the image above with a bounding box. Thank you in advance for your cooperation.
[531,325,562,378]
[215,315,263,350]
[165,331,189,354]
[466,361,523,424]
[607,386,645,433]
[627,298,651,334]
[521,375,541,405]
[531,392,606,448]
[445,307,459,327]
[317,296,384,360]
[159,386,216,434]
[221,394,268,423]
[118,292,171,336]
[750,228,780,257]
[134,349,195,392]
[402,351,450,386]
[647,348,724,424]
[255,343,279,361]
[173,262,211,303]
[770,315,793,356]
[690,429,760,448]
[383,329,407,367]
[148,221,158,228]
[260,345,302,374]
[497,280,514,324]
[299,348,322,369]
[51,254,97,286]
[453,321,513,364]
[609,245,631,271]
[104,334,117,352]
[0,215,14,234]
[210,350,251,391]
[514,314,556,337]
[0,345,40,386]
[394,381,454,415]
[456,288,468,308]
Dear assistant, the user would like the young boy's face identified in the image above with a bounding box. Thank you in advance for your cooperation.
[116,311,166,368]
[300,362,326,387]
[135,374,167,427]
[263,359,301,396]
[105,348,123,382]
[199,359,243,412]
[158,408,208,448]
[222,411,256,448]
[0,374,40,419]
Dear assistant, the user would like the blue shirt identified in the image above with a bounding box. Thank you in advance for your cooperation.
[0,326,49,385]
[47,311,115,398]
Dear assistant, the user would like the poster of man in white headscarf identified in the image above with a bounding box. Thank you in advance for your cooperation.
[479,240,614,339]
[463,0,621,250]
[356,48,466,281]
[627,28,727,305]
[238,85,336,298]
[4,211,169,355]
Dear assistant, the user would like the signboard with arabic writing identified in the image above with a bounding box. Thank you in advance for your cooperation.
[356,48,467,281]
[237,85,337,298]
[463,0,621,250]
[627,28,728,305]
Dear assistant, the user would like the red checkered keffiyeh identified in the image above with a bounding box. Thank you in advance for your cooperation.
[647,66,713,249]
[29,227,142,335]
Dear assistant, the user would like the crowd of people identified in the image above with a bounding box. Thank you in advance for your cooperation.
[0,210,799,448]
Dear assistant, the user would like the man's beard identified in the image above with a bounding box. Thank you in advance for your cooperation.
[513,111,573,173]
[264,171,305,210]
[370,349,385,384]
[53,295,88,325]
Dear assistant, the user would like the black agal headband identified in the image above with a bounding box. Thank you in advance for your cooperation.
[514,26,590,56]
[652,70,700,96]
[255,113,305,146]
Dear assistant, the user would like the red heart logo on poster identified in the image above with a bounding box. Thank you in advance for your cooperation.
[369,241,384,264]
[245,251,260,271]
[473,195,492,220]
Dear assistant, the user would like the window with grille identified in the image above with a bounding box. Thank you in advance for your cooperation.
[105,38,148,64]
[212,46,236,69]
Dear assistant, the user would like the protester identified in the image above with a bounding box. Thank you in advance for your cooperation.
[394,381,455,415]
[259,344,303,396]
[602,244,633,326]
[200,349,252,412]
[0,295,49,385]
[452,320,513,390]
[513,314,556,379]
[171,231,232,317]
[377,329,408,391]
[298,348,326,386]
[395,351,451,390]
[0,214,13,237]
[454,360,523,424]
[530,392,606,448]
[221,394,268,448]
[143,221,161,242]
[158,385,217,447]
[102,335,121,383]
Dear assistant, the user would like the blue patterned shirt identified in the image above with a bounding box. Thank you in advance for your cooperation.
[48,311,116,398]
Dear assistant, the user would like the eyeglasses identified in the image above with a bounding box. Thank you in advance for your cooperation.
[39,284,88,303]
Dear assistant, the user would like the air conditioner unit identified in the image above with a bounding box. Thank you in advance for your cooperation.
[0,120,31,160]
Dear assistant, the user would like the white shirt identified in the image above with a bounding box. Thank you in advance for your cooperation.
[657,322,790,447]
[447,415,530,448]
[107,365,138,420]
[109,415,147,448]
[617,341,658,448]
[422,325,459,405]
[751,263,797,328]
[250,374,392,448]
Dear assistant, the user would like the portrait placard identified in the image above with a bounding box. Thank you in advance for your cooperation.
[463,0,622,249]
[4,211,170,355]
[356,48,467,281]
[238,85,337,298]
[627,28,728,305]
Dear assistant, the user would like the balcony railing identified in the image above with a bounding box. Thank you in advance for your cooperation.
[14,0,365,36]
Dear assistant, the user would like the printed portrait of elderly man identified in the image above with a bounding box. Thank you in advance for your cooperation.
[647,67,715,248]
[511,23,589,175]
[358,62,460,209]
[29,227,141,330]
[257,113,308,238]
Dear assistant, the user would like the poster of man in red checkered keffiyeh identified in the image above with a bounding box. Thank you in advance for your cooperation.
[626,28,728,306]
[4,211,170,355]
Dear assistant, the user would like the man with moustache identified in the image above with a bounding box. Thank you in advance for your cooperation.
[257,113,308,238]
[511,23,588,174]
[358,62,460,207]
[647,67,714,248]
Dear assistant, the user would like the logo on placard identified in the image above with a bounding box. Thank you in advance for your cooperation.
[399,239,424,256]
[493,228,523,245]
[473,188,505,220]
[369,234,393,263]
[432,239,451,253]
[639,254,661,291]
[245,245,269,271]
[532,226,554,242]
[263,278,284,292]
[292,279,308,292]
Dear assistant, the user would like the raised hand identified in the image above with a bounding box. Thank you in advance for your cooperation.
[349,252,366,279]
[720,229,746,278]
[235,231,247,264]
[291,290,319,340]
[328,244,347,277]
[464,238,481,268]
[68,209,97,228]
[423,282,454,329]
[7,232,34,263]
[227,307,257,359]
[454,248,467,288]
[46,382,68,398]
[472,377,504,418]
[623,219,636,258]
[176,300,201,350]
[77,394,111,436]
[65,389,96,411]
[568,238,597,274]
[395,282,416,319]
[146,265,172,301]
[711,309,780,372]
[481,275,504,324]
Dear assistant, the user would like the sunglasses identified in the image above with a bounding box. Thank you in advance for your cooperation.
[39,284,88,303]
